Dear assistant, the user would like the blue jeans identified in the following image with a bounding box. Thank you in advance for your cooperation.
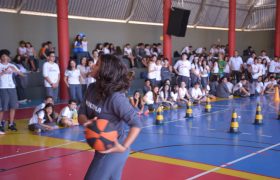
[46,87,59,103]
[69,84,83,103]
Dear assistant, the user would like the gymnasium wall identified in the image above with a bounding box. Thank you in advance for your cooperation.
[0,12,274,57]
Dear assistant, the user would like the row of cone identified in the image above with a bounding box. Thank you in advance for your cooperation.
[156,96,279,130]
[156,97,212,125]
[229,103,264,134]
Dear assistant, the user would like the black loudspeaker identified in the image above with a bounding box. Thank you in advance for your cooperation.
[167,8,191,37]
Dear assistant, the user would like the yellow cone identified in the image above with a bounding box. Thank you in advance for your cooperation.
[156,106,164,125]
[253,103,263,125]
[229,109,240,133]
[185,101,193,118]
[205,97,212,113]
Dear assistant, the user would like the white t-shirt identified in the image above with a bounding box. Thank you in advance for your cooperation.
[0,63,19,89]
[18,47,27,56]
[201,66,209,77]
[247,57,254,66]
[224,63,230,73]
[171,92,178,101]
[269,60,277,73]
[191,64,200,74]
[257,64,264,76]
[226,82,233,93]
[233,82,243,93]
[86,67,96,86]
[124,47,132,56]
[82,41,88,52]
[256,82,264,93]
[229,56,243,71]
[275,62,280,73]
[103,48,110,54]
[33,103,46,115]
[144,91,154,105]
[43,62,60,87]
[65,69,81,85]
[155,65,162,81]
[77,65,87,85]
[160,91,170,100]
[195,47,203,54]
[145,48,151,56]
[212,65,219,73]
[251,64,260,79]
[182,46,190,54]
[147,62,157,79]
[29,110,46,125]
[58,106,76,123]
[178,87,188,99]
[260,55,270,63]
[190,88,202,99]
[173,60,191,77]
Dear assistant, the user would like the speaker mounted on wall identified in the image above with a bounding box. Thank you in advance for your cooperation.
[167,7,191,37]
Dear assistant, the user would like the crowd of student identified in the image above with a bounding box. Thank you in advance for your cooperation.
[0,38,278,134]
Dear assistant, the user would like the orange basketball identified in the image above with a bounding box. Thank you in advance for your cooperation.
[85,119,118,151]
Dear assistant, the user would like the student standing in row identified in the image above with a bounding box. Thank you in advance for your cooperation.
[0,49,25,134]
[43,52,60,103]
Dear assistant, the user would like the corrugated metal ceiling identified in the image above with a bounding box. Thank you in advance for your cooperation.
[0,0,276,29]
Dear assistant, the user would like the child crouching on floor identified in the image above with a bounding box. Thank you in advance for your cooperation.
[28,103,58,133]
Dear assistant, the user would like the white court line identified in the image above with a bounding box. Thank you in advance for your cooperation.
[186,142,280,180]
[174,125,185,128]
[0,108,229,160]
[0,139,86,160]
[241,132,251,135]
[208,128,216,131]
[260,134,272,138]
[191,127,199,129]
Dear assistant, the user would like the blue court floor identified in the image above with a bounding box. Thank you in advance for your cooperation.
[38,95,280,179]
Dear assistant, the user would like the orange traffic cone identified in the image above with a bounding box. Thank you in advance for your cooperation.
[274,86,280,102]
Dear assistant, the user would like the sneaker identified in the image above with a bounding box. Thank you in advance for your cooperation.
[8,124,17,131]
[0,126,5,135]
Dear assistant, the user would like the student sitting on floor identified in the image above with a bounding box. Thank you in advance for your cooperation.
[264,76,277,94]
[171,84,180,104]
[255,76,264,95]
[143,79,152,95]
[232,79,250,97]
[225,77,234,95]
[178,81,192,106]
[202,85,216,100]
[57,100,79,127]
[33,96,54,115]
[143,86,160,112]
[129,90,148,115]
[28,103,58,133]
[190,82,205,104]
[159,84,177,109]
[216,77,233,99]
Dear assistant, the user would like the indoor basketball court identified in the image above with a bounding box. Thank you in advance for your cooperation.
[0,0,280,180]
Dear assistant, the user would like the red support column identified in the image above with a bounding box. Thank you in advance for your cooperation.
[228,0,236,57]
[163,0,172,64]
[275,0,280,57]
[56,0,69,100]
